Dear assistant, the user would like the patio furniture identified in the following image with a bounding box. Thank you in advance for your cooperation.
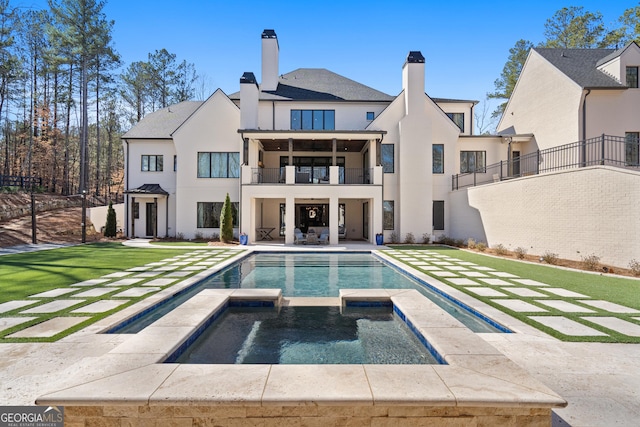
[256,227,275,241]
[306,230,318,244]
[294,228,307,244]
[318,230,329,244]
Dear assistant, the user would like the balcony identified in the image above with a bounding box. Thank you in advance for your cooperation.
[244,166,380,185]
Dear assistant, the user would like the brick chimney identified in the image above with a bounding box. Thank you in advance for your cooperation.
[402,51,425,114]
[240,72,259,129]
[261,29,279,91]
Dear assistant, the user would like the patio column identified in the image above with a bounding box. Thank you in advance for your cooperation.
[329,196,339,245]
[285,195,295,244]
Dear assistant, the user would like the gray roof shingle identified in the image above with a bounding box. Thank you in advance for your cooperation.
[534,48,625,89]
[122,101,203,139]
[229,68,395,102]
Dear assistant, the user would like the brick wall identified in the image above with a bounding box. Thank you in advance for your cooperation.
[451,166,640,268]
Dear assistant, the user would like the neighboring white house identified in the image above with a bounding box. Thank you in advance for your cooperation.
[121,31,640,267]
[122,29,505,244]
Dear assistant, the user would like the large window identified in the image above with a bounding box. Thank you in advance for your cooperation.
[290,110,335,130]
[446,113,464,132]
[381,144,394,173]
[433,144,444,173]
[141,155,163,172]
[433,201,445,231]
[383,201,394,230]
[197,202,239,228]
[197,152,240,178]
[627,66,638,88]
[460,151,486,173]
[626,132,640,166]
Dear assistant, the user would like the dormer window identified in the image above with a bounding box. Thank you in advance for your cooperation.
[626,66,638,88]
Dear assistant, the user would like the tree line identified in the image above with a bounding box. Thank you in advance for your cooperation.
[0,0,200,200]
[489,6,640,119]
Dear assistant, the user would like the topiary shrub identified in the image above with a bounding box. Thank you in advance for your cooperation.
[404,232,415,244]
[104,201,117,237]
[220,193,234,243]
[422,233,431,244]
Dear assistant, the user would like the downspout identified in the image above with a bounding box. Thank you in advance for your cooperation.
[124,138,129,238]
[272,101,275,130]
[165,195,169,237]
[581,89,591,167]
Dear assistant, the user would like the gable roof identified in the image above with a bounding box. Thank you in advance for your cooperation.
[596,41,640,66]
[533,47,626,89]
[229,68,394,102]
[122,101,203,139]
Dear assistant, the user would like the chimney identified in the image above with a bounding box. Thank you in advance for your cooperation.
[402,51,425,114]
[261,29,279,91]
[240,72,259,129]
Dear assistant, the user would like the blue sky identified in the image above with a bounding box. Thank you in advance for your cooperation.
[19,1,635,113]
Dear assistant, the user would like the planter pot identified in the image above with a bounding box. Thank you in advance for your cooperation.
[239,235,248,245]
[375,234,384,245]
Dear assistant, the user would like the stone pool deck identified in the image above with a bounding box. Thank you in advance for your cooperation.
[1,241,639,426]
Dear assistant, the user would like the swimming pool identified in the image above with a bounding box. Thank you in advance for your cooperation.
[107,252,509,334]
[169,305,441,365]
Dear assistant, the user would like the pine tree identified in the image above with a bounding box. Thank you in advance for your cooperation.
[220,193,233,243]
[104,200,116,237]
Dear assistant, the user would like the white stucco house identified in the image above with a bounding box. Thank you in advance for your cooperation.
[122,29,505,245]
[121,31,640,266]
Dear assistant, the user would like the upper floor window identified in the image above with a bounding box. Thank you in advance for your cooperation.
[366,112,375,121]
[197,152,240,178]
[626,66,638,88]
[291,110,335,130]
[433,144,444,174]
[173,155,177,171]
[381,144,394,173]
[460,151,486,173]
[446,113,464,132]
[141,155,163,172]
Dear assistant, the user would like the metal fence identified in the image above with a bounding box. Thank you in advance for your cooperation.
[0,175,43,190]
[250,167,373,184]
[452,135,639,190]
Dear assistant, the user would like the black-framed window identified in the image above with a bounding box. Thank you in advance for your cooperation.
[446,113,464,132]
[141,155,163,171]
[366,111,375,121]
[433,144,444,173]
[290,110,335,130]
[433,201,445,231]
[173,155,177,171]
[625,132,640,166]
[197,152,240,178]
[627,66,638,88]
[133,202,139,219]
[381,144,394,173]
[197,201,239,228]
[383,201,394,230]
[460,151,486,173]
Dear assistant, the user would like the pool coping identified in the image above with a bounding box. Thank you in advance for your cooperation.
[36,288,566,409]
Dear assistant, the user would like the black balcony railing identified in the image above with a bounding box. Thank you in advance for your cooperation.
[250,167,373,184]
[452,135,639,190]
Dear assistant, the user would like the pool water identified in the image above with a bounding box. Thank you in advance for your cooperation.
[108,253,506,334]
[171,306,440,365]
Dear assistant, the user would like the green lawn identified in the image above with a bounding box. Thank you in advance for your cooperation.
[386,245,640,343]
[0,242,197,303]
[0,243,244,342]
